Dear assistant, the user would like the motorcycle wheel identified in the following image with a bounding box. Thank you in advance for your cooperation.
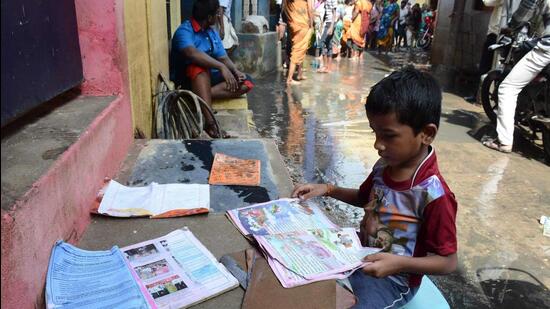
[543,127,550,164]
[418,35,431,50]
[481,70,504,123]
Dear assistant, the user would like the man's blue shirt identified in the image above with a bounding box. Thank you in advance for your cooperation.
[170,19,227,85]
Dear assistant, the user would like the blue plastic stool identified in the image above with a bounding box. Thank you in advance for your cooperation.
[400,277,450,309]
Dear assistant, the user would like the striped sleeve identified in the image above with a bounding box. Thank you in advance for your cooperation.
[509,0,539,29]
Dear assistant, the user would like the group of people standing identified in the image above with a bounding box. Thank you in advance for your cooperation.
[279,0,436,85]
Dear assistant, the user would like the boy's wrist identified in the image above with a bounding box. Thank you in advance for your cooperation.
[324,183,335,197]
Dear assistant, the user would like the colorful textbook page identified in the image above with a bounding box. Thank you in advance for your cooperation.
[97,180,210,218]
[46,241,156,309]
[226,198,338,236]
[208,153,261,186]
[256,228,380,287]
[121,228,239,309]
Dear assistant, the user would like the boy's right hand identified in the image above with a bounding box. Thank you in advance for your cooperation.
[291,184,329,200]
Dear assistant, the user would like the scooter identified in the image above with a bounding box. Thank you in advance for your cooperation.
[417,14,434,50]
[480,24,550,162]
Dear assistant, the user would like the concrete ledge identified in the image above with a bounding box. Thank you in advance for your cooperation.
[232,32,277,78]
[1,95,134,308]
[212,95,248,110]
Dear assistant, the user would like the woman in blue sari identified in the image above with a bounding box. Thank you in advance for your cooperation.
[376,0,399,53]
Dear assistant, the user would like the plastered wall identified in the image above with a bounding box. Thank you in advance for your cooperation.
[124,0,180,137]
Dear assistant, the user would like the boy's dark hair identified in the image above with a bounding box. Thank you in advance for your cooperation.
[365,67,442,134]
[192,0,220,22]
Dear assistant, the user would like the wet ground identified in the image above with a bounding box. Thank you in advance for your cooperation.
[247,50,550,308]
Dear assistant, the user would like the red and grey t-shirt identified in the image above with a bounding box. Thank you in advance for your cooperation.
[357,147,457,288]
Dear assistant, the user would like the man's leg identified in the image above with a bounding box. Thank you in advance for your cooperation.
[324,25,334,71]
[191,71,221,137]
[496,44,550,146]
[318,22,331,73]
[211,82,250,99]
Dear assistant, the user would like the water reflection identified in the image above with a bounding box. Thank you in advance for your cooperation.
[248,56,387,225]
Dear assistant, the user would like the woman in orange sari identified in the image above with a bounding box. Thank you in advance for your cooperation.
[283,0,314,85]
[348,0,372,58]
[341,0,355,58]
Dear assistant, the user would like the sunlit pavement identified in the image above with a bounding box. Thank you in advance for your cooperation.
[247,52,550,308]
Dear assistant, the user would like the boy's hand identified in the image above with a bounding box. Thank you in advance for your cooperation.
[291,184,329,200]
[361,253,406,278]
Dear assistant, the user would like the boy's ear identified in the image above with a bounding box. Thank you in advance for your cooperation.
[420,124,438,145]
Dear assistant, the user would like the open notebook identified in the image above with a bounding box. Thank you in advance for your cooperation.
[96,180,210,218]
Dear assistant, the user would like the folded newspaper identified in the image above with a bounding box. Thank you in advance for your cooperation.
[46,228,238,309]
[226,198,380,288]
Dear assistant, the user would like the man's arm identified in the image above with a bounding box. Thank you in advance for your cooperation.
[218,56,245,79]
[181,47,238,91]
[508,0,537,29]
[218,7,226,39]
[362,252,458,278]
[182,46,225,70]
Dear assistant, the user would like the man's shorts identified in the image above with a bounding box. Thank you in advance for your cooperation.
[180,64,254,92]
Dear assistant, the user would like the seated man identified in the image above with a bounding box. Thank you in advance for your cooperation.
[170,0,253,138]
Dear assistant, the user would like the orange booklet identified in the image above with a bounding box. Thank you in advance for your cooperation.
[208,153,261,186]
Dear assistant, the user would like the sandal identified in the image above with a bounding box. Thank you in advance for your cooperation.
[482,138,512,153]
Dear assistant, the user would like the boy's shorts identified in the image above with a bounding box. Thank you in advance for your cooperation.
[347,271,418,308]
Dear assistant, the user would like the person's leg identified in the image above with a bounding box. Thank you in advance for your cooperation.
[318,22,330,72]
[211,82,250,99]
[191,71,212,106]
[348,271,418,308]
[287,62,300,85]
[191,71,224,138]
[493,44,550,147]
[406,28,412,49]
[325,28,334,69]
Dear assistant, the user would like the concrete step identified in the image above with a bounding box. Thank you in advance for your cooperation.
[78,138,293,308]
[1,94,134,308]
[212,95,259,139]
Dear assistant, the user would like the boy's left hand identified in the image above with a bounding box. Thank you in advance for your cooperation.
[361,253,406,278]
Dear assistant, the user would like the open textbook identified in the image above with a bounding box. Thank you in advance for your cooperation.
[97,180,210,218]
[46,228,238,309]
[226,198,338,237]
[226,199,380,288]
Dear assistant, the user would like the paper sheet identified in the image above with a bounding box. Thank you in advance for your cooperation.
[98,180,210,218]
[45,241,155,309]
[226,198,338,236]
[121,228,238,308]
[208,153,261,186]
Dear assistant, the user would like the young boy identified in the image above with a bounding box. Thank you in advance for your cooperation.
[292,68,458,308]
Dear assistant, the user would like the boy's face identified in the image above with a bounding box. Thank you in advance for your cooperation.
[367,112,435,168]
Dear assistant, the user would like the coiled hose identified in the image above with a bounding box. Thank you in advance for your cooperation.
[153,74,222,139]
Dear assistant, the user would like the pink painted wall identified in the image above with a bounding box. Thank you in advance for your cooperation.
[74,0,124,96]
[0,0,134,307]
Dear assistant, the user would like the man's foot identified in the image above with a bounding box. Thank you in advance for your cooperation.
[286,78,301,86]
[482,138,512,153]
[464,95,477,103]
[205,123,231,139]
[317,67,330,73]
